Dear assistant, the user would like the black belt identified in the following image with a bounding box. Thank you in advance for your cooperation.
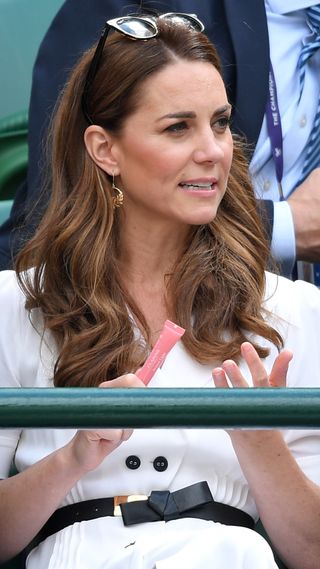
[34,481,254,546]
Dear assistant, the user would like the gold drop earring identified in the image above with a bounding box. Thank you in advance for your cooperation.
[112,173,124,208]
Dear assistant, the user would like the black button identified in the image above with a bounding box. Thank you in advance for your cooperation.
[153,456,168,472]
[125,455,141,470]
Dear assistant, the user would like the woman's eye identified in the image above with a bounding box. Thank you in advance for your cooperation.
[213,116,231,133]
[166,121,188,133]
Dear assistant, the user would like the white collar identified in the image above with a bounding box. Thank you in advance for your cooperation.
[266,0,320,14]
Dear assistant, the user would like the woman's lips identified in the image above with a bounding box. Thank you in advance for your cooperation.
[179,178,218,194]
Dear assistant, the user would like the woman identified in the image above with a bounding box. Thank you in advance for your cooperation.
[0,13,319,569]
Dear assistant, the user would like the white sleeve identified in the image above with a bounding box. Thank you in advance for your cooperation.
[286,279,320,485]
[266,274,320,486]
[0,271,27,477]
[270,201,296,277]
[0,269,48,387]
[0,271,25,387]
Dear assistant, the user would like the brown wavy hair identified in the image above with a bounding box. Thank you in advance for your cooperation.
[16,18,282,387]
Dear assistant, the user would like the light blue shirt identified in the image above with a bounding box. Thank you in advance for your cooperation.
[249,0,320,275]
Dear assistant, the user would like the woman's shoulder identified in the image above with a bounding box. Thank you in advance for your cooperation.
[264,270,320,298]
[0,267,37,304]
[0,268,38,326]
[264,270,320,322]
[0,269,53,388]
[0,269,26,303]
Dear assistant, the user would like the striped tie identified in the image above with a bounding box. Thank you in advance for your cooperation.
[299,6,320,180]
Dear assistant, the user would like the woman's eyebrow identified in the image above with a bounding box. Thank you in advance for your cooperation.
[157,104,232,122]
[212,104,232,116]
[157,111,196,121]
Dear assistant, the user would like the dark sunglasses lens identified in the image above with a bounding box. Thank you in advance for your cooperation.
[161,13,204,32]
[114,17,156,38]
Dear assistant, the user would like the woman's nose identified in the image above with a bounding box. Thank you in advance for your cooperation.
[192,130,225,164]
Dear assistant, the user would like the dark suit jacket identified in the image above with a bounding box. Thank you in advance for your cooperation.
[0,0,273,269]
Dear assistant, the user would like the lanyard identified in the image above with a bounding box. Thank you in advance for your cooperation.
[265,61,284,200]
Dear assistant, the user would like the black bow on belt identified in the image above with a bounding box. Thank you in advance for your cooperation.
[119,481,253,529]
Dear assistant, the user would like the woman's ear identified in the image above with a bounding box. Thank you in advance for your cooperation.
[84,125,120,175]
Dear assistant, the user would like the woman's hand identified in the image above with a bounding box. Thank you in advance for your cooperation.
[211,343,320,569]
[212,342,293,388]
[66,373,145,474]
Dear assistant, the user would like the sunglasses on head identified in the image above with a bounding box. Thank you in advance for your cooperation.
[81,12,205,124]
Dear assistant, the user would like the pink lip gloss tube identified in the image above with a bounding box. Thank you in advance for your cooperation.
[136,320,185,385]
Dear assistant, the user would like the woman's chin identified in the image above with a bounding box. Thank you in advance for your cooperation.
[184,208,219,226]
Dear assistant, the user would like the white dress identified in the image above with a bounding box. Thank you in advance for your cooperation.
[0,269,319,569]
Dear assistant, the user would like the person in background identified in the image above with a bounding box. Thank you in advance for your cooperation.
[0,13,319,569]
[1,0,319,281]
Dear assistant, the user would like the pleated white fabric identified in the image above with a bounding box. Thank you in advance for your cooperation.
[26,518,278,569]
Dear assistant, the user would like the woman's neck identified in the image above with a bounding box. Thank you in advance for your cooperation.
[118,222,189,342]
[118,219,190,282]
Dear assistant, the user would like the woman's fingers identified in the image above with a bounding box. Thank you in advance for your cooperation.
[67,373,145,473]
[213,360,248,388]
[240,342,269,386]
[222,359,248,387]
[99,373,145,389]
[269,350,293,387]
[212,343,293,389]
[84,428,133,444]
[212,367,229,388]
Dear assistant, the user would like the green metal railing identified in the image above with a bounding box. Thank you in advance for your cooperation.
[1,388,320,429]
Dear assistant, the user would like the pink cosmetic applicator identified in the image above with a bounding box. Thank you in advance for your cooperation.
[136,320,185,385]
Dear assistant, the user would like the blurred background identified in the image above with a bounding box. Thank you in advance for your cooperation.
[0,0,64,119]
[0,0,64,223]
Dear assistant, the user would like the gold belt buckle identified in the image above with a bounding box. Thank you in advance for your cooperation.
[113,494,148,516]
